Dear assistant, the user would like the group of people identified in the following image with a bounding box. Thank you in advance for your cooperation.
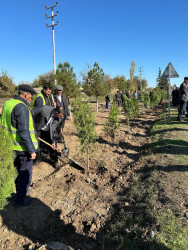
[32,84,71,167]
[0,83,70,207]
[177,77,188,121]
[1,77,188,208]
[105,90,140,109]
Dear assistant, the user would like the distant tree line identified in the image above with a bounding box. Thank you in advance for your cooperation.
[0,62,169,101]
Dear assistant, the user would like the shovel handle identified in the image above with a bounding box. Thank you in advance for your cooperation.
[38,137,52,147]
[38,137,58,151]
[38,137,85,171]
[38,137,69,155]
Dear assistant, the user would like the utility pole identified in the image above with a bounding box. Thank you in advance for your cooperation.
[45,2,58,85]
[138,66,143,90]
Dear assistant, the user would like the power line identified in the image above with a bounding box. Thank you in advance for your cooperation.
[45,2,59,85]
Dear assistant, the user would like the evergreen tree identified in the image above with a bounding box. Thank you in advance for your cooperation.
[56,62,81,101]
[104,103,121,143]
[0,127,17,209]
[156,67,162,86]
[140,90,150,108]
[156,67,168,90]
[83,62,109,112]
[73,99,96,169]
[150,87,167,107]
[122,95,139,125]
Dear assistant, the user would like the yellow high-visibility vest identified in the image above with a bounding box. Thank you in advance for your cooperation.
[0,99,38,151]
[36,93,53,105]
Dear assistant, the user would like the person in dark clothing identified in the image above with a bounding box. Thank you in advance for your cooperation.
[115,91,122,107]
[32,104,55,165]
[34,84,55,108]
[53,85,71,129]
[0,84,38,207]
[105,94,110,109]
[126,91,131,99]
[120,91,124,105]
[32,105,65,169]
[176,88,180,112]
[177,77,188,121]
[172,87,179,107]
[34,84,55,163]
[149,91,153,99]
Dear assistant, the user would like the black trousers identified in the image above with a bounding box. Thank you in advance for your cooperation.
[14,155,33,202]
[40,131,58,162]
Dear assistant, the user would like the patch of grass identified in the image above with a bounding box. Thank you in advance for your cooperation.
[109,167,188,249]
[103,108,188,250]
[154,210,188,249]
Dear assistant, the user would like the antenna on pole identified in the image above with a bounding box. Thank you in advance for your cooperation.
[45,2,58,85]
[138,67,143,90]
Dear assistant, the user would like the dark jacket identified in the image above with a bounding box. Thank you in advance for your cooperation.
[32,105,55,131]
[105,95,110,102]
[11,95,36,155]
[35,90,53,108]
[53,93,70,118]
[31,105,63,143]
[179,82,188,102]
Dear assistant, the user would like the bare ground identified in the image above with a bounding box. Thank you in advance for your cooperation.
[0,103,187,249]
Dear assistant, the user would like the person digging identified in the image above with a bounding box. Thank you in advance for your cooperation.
[42,106,66,169]
[32,105,66,169]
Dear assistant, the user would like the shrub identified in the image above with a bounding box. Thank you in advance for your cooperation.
[0,127,17,209]
[123,95,139,125]
[140,90,150,108]
[30,94,38,109]
[151,87,167,107]
[104,103,121,143]
[73,98,97,169]
[0,70,16,94]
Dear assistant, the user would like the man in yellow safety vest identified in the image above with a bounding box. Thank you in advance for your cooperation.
[0,84,38,207]
[34,84,55,108]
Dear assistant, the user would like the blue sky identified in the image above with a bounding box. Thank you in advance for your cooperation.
[0,0,187,87]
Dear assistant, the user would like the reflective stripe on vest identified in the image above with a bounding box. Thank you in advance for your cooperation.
[0,99,38,151]
[2,127,35,135]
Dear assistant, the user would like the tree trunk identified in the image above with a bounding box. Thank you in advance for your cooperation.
[87,147,90,170]
[96,97,98,112]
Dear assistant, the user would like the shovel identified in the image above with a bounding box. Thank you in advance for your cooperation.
[38,137,85,171]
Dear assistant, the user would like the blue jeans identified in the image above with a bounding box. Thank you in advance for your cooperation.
[106,101,110,109]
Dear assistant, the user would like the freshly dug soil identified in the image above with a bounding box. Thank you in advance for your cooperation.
[0,103,165,249]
